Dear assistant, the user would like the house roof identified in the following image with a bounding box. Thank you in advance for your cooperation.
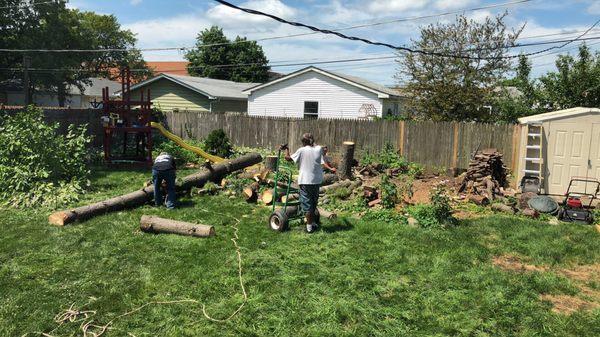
[518,107,600,124]
[243,66,405,99]
[125,73,260,100]
[0,77,120,97]
[147,61,190,76]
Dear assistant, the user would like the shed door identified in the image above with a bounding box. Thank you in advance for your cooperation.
[546,123,592,195]
[588,123,600,181]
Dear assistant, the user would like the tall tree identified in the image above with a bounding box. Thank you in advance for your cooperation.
[185,26,270,83]
[398,13,522,121]
[538,44,600,110]
[1,0,151,106]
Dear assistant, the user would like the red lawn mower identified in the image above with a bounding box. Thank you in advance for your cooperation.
[557,177,600,224]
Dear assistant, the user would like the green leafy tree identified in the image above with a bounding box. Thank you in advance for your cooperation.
[538,44,600,110]
[186,26,270,82]
[398,13,522,121]
[1,1,151,106]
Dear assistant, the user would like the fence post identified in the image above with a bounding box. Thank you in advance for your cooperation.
[510,124,522,176]
[450,122,460,176]
[398,120,405,156]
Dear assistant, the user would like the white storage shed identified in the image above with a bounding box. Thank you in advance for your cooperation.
[517,107,600,195]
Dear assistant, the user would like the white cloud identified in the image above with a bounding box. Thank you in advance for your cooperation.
[434,0,478,10]
[368,0,429,14]
[207,0,296,30]
[130,0,142,6]
[124,14,211,48]
[588,2,600,14]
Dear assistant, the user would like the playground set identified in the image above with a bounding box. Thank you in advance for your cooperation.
[100,68,222,165]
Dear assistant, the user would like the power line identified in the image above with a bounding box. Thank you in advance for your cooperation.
[213,0,600,61]
[0,0,531,53]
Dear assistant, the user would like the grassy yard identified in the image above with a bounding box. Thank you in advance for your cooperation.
[1,167,600,337]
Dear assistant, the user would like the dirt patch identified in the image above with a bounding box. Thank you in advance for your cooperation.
[405,176,455,204]
[493,255,600,315]
[560,264,600,282]
[539,294,599,314]
[492,254,548,273]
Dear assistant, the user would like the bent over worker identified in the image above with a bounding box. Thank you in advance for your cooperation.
[283,133,336,233]
[153,152,177,209]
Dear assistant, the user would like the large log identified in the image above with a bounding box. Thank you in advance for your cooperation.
[140,215,215,237]
[242,182,260,202]
[338,141,355,180]
[48,153,262,226]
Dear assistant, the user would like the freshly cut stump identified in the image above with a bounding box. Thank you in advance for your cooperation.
[140,215,215,237]
[338,141,355,180]
[264,155,278,171]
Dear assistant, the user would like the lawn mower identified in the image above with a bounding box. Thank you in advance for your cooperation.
[557,177,599,224]
[267,144,320,231]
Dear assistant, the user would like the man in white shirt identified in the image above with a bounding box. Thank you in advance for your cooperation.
[283,133,336,233]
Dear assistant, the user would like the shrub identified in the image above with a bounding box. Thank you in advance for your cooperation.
[152,134,205,166]
[204,129,233,158]
[0,106,91,208]
[380,174,398,209]
[408,185,456,228]
[360,143,422,178]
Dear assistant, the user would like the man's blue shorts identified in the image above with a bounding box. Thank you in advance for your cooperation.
[299,184,320,214]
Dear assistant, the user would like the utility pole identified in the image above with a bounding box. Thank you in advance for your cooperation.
[23,55,31,105]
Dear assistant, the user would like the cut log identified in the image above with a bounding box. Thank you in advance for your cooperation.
[280,179,360,203]
[338,141,355,180]
[322,173,339,186]
[468,194,489,205]
[243,182,260,202]
[253,168,271,183]
[368,198,382,207]
[264,155,278,171]
[261,189,273,204]
[363,186,379,201]
[317,208,337,220]
[140,215,214,237]
[491,203,515,214]
[48,153,262,226]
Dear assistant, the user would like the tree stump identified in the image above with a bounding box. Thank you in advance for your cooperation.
[264,155,278,171]
[338,141,355,180]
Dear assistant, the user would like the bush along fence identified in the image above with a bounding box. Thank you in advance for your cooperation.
[164,111,519,173]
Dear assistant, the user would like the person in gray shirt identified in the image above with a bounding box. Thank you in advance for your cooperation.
[152,152,176,209]
[283,133,336,233]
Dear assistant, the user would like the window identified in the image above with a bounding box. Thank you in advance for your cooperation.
[304,101,318,119]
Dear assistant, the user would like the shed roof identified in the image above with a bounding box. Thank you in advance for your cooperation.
[243,66,404,99]
[518,107,600,124]
[126,73,259,100]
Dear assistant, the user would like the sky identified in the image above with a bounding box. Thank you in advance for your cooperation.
[67,0,600,86]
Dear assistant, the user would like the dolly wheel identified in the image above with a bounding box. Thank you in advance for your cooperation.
[268,209,289,232]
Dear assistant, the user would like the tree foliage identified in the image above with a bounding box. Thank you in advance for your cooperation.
[0,0,151,106]
[538,44,600,110]
[185,26,270,83]
[0,106,91,208]
[399,13,522,121]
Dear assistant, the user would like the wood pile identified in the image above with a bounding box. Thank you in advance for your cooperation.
[459,149,508,202]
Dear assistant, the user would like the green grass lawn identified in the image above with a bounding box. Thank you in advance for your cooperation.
[1,167,600,337]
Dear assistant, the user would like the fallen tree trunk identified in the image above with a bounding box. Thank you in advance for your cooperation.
[140,215,215,237]
[48,153,262,226]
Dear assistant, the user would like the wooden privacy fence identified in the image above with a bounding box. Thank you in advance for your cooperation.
[165,111,519,172]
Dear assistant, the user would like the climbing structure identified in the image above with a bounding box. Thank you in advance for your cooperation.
[101,68,153,165]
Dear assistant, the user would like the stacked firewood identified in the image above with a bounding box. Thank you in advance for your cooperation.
[459,149,509,203]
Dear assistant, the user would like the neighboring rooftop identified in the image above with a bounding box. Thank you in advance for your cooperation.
[147,61,190,76]
[243,66,406,98]
[126,73,260,100]
[0,77,121,97]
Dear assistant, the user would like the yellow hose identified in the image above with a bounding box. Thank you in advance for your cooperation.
[150,122,224,163]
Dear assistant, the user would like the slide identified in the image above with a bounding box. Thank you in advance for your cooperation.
[150,122,224,163]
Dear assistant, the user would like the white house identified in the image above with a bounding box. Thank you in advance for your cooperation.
[243,66,407,119]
